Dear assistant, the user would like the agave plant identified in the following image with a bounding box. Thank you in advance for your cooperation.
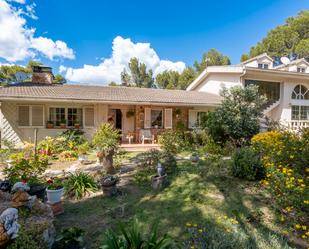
[101,221,177,249]
[64,171,98,199]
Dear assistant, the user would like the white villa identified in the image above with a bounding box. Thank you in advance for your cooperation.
[0,53,308,145]
[187,53,309,130]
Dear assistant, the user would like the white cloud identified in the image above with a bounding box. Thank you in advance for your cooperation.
[64,36,186,84]
[8,0,26,4]
[0,0,74,62]
[31,37,75,60]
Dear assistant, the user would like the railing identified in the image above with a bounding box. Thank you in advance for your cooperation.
[283,120,309,131]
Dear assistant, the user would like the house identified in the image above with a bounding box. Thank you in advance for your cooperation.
[0,65,221,145]
[186,53,309,130]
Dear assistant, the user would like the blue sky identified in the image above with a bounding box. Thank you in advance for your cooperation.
[0,0,308,84]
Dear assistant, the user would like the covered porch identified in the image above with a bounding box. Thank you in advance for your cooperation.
[107,104,214,145]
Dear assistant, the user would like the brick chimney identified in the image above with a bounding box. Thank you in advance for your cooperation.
[32,65,54,84]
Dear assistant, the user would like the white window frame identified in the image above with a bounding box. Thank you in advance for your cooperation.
[18,105,45,128]
[48,106,84,128]
[297,67,306,73]
[83,106,95,128]
[258,63,269,69]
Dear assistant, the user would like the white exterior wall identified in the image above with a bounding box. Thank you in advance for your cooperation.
[0,101,109,144]
[195,73,242,95]
[244,57,273,68]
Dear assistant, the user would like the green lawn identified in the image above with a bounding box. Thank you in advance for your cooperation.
[54,154,295,249]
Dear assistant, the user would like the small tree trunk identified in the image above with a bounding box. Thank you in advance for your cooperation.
[103,150,116,174]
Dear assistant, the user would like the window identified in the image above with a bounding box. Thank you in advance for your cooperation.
[291,84,309,100]
[151,109,163,128]
[297,67,305,73]
[68,108,82,127]
[292,106,309,120]
[18,105,44,127]
[49,108,65,126]
[197,112,207,127]
[258,63,269,69]
[84,107,94,127]
[49,107,84,127]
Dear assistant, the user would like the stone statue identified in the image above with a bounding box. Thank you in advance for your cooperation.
[0,208,20,247]
[11,182,37,209]
[157,162,165,177]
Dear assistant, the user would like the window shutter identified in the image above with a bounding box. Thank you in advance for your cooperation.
[18,106,30,126]
[164,109,173,128]
[84,107,94,127]
[188,110,197,128]
[32,106,44,126]
[144,108,151,128]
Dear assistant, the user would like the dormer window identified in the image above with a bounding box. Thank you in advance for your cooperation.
[297,67,305,73]
[258,63,269,69]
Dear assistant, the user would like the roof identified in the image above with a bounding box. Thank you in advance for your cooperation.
[274,58,309,69]
[0,83,222,106]
[241,53,274,64]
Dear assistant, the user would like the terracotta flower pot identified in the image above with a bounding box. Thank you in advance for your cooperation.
[47,123,54,129]
[60,123,66,129]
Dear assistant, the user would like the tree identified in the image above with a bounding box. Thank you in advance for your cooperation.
[194,48,231,74]
[201,85,266,146]
[0,65,29,85]
[109,81,119,86]
[241,10,309,61]
[92,123,121,174]
[128,57,154,88]
[155,70,180,89]
[178,67,196,90]
[120,69,131,86]
[53,74,67,84]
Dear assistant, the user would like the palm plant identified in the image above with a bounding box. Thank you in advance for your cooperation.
[92,123,121,174]
[101,221,177,249]
[64,171,98,199]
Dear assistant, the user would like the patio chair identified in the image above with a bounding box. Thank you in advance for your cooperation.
[139,129,155,144]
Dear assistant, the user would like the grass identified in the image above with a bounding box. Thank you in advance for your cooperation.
[54,154,295,249]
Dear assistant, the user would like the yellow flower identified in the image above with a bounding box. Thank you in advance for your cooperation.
[282,230,288,235]
[193,224,198,227]
[186,223,192,227]
[300,184,306,188]
[301,235,307,239]
[191,246,195,249]
[223,216,228,219]
[295,224,301,229]
[302,225,307,230]
[306,231,309,236]
[304,200,309,204]
[198,229,203,233]
[298,179,303,183]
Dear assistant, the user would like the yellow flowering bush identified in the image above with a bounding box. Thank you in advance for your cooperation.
[252,129,309,240]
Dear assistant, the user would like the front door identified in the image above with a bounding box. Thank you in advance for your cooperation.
[115,109,122,131]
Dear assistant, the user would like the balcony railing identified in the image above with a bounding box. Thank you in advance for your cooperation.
[283,120,309,131]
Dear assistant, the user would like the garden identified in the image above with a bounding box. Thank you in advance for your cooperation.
[0,86,308,249]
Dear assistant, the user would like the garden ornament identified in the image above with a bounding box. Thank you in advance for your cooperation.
[11,182,37,209]
[157,162,165,177]
[0,208,20,246]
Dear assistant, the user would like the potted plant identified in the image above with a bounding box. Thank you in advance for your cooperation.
[74,122,80,129]
[126,109,135,118]
[100,175,119,197]
[60,119,66,129]
[47,120,54,129]
[77,142,90,164]
[92,123,121,174]
[46,178,64,204]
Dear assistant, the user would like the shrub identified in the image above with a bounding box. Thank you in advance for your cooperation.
[54,227,85,249]
[160,152,177,174]
[158,130,183,154]
[201,85,266,146]
[4,153,48,184]
[59,150,78,162]
[136,149,161,168]
[7,225,48,249]
[230,147,265,181]
[251,130,309,240]
[101,221,177,249]
[77,142,90,155]
[64,172,98,199]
